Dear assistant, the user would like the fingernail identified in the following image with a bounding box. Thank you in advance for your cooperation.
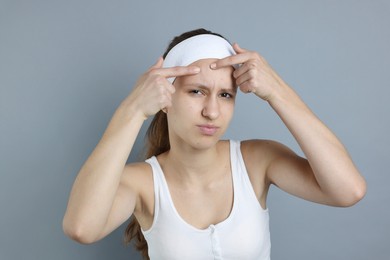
[192,66,200,72]
[210,63,216,69]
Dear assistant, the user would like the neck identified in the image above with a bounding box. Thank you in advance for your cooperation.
[163,139,226,187]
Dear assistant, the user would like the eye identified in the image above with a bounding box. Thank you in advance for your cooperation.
[189,89,204,95]
[220,92,234,99]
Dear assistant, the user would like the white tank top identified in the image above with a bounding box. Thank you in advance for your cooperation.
[142,140,271,260]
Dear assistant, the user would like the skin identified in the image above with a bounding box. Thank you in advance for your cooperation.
[62,43,367,244]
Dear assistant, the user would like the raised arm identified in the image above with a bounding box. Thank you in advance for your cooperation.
[62,58,200,244]
[211,44,366,207]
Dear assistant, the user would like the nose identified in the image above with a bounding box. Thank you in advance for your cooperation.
[202,96,220,120]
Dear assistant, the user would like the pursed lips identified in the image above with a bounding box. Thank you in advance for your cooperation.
[197,124,220,135]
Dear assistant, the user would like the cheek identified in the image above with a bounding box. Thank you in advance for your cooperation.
[223,103,235,121]
[227,109,234,122]
[170,94,198,116]
[170,92,184,111]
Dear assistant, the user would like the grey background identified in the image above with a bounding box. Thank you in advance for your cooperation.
[1,0,389,259]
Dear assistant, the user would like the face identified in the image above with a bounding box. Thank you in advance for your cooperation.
[167,58,236,150]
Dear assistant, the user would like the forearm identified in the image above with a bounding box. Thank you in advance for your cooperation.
[63,100,144,236]
[268,82,366,204]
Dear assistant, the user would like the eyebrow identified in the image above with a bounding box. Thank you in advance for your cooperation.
[184,83,236,92]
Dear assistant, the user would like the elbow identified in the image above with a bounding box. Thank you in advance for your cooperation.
[338,179,367,207]
[62,217,97,245]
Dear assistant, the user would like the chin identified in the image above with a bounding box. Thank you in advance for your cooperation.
[190,135,222,150]
[171,127,226,151]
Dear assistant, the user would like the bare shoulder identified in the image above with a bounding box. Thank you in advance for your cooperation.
[241,139,294,161]
[240,139,295,182]
[121,161,154,214]
[241,139,307,187]
[122,161,153,185]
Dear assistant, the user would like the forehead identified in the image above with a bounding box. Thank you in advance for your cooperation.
[175,58,235,87]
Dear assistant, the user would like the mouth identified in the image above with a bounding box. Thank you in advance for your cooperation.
[197,124,220,136]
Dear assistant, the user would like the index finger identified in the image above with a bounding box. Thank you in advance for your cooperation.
[156,65,200,78]
[210,52,253,70]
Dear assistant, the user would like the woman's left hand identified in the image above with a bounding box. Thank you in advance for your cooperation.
[210,43,285,101]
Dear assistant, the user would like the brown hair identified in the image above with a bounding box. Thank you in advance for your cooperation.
[124,28,228,259]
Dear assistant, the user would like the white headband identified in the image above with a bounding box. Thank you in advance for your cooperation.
[163,34,236,83]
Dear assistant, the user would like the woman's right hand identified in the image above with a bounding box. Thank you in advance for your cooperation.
[125,57,200,119]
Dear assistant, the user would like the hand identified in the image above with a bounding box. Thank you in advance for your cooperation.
[126,57,200,118]
[210,43,285,101]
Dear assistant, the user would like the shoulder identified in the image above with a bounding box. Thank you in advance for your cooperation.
[240,139,290,159]
[121,161,153,191]
[121,161,154,213]
[240,139,304,183]
[239,139,294,174]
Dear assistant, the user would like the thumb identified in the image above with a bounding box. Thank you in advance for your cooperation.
[149,56,164,70]
[233,43,248,54]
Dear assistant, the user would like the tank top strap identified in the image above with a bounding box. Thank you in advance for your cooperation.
[229,139,247,181]
[144,157,161,230]
[147,155,176,204]
[145,156,184,231]
[229,140,264,208]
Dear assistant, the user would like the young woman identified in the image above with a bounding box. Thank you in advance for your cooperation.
[63,29,366,260]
